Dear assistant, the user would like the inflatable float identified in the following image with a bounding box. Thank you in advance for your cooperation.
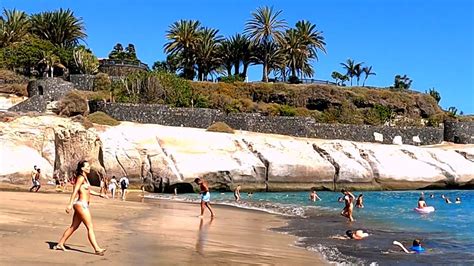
[414,206,435,214]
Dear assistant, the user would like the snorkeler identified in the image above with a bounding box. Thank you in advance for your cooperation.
[392,239,425,254]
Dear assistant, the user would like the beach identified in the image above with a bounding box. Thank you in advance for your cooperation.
[0,189,326,265]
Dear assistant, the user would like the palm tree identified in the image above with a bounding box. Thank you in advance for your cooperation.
[254,41,285,81]
[218,39,234,76]
[341,59,363,86]
[164,19,202,80]
[194,27,223,81]
[362,66,376,86]
[226,33,255,79]
[0,8,30,47]
[354,63,364,85]
[30,8,86,48]
[39,50,64,77]
[245,6,287,82]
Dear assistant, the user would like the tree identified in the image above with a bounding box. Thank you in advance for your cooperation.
[331,71,348,86]
[39,50,64,77]
[30,8,86,48]
[108,43,125,60]
[0,8,30,48]
[164,19,202,80]
[394,74,412,89]
[427,88,441,103]
[354,63,363,86]
[362,66,376,86]
[152,55,179,73]
[73,45,99,74]
[125,43,137,61]
[341,59,362,86]
[194,27,223,81]
[254,41,285,81]
[0,36,55,76]
[245,6,287,82]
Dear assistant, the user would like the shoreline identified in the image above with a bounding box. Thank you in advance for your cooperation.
[0,188,327,265]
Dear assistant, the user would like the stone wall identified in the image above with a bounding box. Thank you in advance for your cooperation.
[89,102,446,145]
[8,94,48,112]
[26,78,74,99]
[70,74,94,91]
[444,121,474,144]
[9,78,74,113]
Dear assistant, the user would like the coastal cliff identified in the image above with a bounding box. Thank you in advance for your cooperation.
[1,114,473,191]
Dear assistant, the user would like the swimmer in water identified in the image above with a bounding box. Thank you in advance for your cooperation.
[393,239,425,254]
[331,229,369,240]
[455,197,461,204]
[309,190,321,202]
[445,197,452,204]
[355,194,364,208]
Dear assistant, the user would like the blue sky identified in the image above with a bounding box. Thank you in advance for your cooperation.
[2,0,473,114]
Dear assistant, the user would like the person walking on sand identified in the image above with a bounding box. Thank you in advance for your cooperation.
[108,176,118,199]
[29,168,41,192]
[356,194,364,208]
[54,160,107,255]
[309,190,321,202]
[194,178,215,218]
[119,176,129,200]
[234,185,241,201]
[340,189,355,222]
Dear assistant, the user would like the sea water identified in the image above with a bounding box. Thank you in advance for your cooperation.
[147,190,474,264]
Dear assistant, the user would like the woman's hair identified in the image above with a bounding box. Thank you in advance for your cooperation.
[194,178,201,183]
[346,230,354,238]
[412,239,421,246]
[74,160,88,179]
[418,197,425,201]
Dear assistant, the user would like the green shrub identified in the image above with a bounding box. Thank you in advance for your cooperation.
[257,102,280,116]
[374,104,392,122]
[57,91,89,117]
[87,111,120,126]
[278,104,296,116]
[220,75,244,83]
[288,76,301,84]
[206,122,234,133]
[426,113,446,127]
[294,107,312,117]
[192,94,210,108]
[93,73,111,91]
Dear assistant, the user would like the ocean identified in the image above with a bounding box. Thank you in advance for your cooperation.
[146,190,474,265]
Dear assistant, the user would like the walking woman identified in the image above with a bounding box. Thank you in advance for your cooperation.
[54,160,107,255]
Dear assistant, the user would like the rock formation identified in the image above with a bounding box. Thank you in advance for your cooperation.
[0,114,473,191]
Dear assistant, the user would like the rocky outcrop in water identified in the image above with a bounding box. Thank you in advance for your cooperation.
[0,115,473,191]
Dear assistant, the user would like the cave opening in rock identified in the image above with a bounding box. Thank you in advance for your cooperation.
[169,183,195,194]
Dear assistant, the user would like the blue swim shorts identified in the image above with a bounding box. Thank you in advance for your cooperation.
[201,192,210,202]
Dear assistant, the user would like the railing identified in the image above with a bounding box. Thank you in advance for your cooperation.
[272,77,337,85]
[99,59,149,70]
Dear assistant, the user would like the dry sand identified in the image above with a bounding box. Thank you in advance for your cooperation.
[0,189,327,265]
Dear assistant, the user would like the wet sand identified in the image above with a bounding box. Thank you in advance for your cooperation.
[0,190,326,265]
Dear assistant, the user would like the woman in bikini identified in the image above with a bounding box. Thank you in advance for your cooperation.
[54,160,107,255]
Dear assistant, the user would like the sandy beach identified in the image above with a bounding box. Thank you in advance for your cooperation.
[0,189,326,265]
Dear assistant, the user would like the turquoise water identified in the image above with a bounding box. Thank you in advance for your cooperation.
[159,190,474,264]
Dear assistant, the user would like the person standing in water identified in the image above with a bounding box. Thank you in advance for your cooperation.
[194,178,215,218]
[340,189,355,222]
[234,185,241,201]
[54,160,107,255]
[309,190,321,202]
[356,194,364,208]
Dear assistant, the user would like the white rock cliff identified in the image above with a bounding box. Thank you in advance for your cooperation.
[1,115,473,191]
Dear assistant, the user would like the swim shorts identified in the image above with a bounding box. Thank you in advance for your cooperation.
[201,192,210,202]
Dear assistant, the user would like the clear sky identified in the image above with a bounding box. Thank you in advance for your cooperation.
[2,0,473,114]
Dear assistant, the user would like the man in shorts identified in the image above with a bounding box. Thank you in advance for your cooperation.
[194,178,215,218]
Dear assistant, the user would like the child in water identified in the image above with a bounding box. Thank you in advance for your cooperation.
[393,239,425,253]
